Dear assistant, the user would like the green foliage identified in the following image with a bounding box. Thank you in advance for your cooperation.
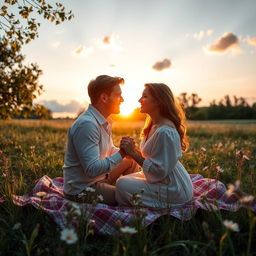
[0,41,44,119]
[15,104,53,119]
[0,0,74,47]
[177,93,256,120]
[0,120,255,255]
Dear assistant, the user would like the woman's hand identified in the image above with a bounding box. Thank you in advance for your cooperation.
[120,136,136,156]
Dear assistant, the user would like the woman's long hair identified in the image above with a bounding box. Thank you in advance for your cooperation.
[141,83,188,152]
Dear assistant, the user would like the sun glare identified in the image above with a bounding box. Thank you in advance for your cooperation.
[120,103,135,116]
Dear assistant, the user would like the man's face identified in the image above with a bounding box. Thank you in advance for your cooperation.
[106,84,124,114]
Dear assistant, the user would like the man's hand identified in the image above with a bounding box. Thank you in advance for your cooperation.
[120,136,136,156]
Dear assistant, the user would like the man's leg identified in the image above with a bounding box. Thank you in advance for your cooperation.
[106,158,139,185]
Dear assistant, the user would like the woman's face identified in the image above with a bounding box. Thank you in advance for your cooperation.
[138,87,159,114]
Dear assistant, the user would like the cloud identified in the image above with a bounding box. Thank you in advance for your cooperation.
[72,33,122,58]
[152,58,171,71]
[41,100,84,113]
[193,30,205,40]
[206,29,214,36]
[187,29,214,40]
[246,37,256,46]
[96,33,123,52]
[51,41,60,48]
[207,32,239,53]
[73,45,94,56]
[103,36,110,44]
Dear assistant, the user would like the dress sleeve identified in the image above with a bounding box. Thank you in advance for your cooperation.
[142,128,182,183]
[72,121,122,178]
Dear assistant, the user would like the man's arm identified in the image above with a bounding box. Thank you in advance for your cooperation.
[73,121,124,178]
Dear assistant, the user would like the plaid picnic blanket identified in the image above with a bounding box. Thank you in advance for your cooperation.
[1,174,255,235]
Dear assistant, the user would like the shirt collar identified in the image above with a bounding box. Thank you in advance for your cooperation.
[88,104,109,126]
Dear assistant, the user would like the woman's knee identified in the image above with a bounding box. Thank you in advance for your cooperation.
[116,176,130,191]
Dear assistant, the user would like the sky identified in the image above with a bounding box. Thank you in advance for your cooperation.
[18,0,256,117]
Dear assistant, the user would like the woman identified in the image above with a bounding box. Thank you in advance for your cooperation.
[115,83,193,208]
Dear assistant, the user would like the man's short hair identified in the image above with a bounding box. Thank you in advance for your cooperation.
[87,75,124,104]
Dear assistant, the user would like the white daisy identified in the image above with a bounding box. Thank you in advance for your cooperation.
[60,228,78,244]
[226,180,241,196]
[97,195,104,202]
[85,187,96,193]
[239,195,254,204]
[223,220,239,232]
[216,166,224,173]
[243,155,250,160]
[77,192,86,198]
[13,223,21,230]
[120,226,137,234]
[88,219,95,225]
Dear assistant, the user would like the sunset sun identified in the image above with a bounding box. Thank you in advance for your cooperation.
[120,102,135,116]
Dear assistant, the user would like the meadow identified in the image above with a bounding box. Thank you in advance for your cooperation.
[0,119,255,255]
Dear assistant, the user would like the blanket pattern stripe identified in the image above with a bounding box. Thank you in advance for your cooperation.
[1,174,255,235]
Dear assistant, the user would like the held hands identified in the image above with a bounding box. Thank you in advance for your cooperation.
[120,136,136,156]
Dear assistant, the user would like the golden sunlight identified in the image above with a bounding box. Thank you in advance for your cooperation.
[120,102,135,116]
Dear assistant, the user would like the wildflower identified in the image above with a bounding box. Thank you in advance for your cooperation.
[77,192,86,198]
[120,226,137,234]
[70,202,80,212]
[36,192,47,198]
[242,155,250,160]
[134,194,141,200]
[97,194,104,202]
[85,187,96,193]
[60,228,78,244]
[67,180,74,185]
[88,219,95,226]
[223,220,239,232]
[239,195,254,204]
[200,147,206,152]
[73,207,81,216]
[202,166,209,171]
[217,142,223,148]
[216,166,224,173]
[226,180,241,196]
[63,211,69,216]
[13,223,21,230]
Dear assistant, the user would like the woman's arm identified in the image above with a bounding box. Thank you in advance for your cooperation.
[120,137,144,165]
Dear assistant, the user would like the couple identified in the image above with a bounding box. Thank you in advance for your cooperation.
[63,75,193,208]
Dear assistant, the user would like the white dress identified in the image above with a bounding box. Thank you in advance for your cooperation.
[115,126,193,208]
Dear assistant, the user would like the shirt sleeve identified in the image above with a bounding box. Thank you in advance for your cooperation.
[72,121,122,178]
[109,137,120,155]
[142,129,182,183]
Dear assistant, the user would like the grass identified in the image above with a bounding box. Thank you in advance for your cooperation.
[0,119,255,255]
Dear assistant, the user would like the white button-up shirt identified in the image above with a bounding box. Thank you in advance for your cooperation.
[63,104,122,195]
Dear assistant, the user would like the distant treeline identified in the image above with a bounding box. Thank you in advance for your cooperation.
[184,94,256,120]
[112,94,256,121]
[13,104,53,120]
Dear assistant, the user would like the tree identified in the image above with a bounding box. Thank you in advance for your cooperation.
[16,103,52,119]
[0,40,43,119]
[177,93,202,110]
[177,92,202,119]
[0,0,74,48]
[0,0,74,119]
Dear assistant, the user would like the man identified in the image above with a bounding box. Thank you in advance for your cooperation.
[63,75,137,205]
